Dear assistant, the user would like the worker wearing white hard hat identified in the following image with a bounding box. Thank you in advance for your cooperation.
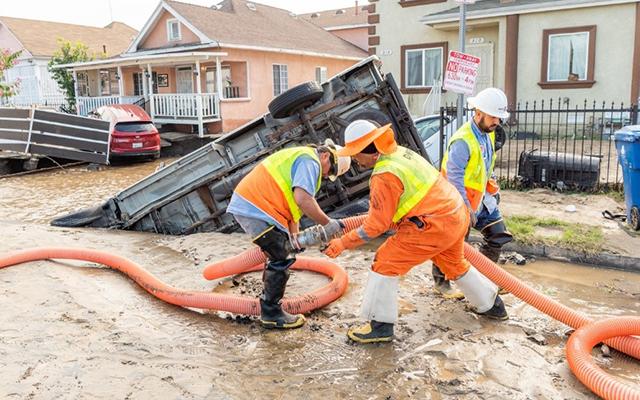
[434,87,514,299]
[227,139,351,330]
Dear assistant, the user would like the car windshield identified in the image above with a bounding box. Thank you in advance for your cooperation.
[114,122,155,133]
[415,117,441,141]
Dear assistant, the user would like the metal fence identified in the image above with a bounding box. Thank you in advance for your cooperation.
[439,99,635,192]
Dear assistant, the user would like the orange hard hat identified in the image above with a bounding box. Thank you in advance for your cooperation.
[338,120,397,156]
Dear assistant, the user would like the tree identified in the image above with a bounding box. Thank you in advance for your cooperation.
[0,49,22,101]
[48,39,94,113]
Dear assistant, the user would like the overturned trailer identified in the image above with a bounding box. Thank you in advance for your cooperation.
[51,57,428,234]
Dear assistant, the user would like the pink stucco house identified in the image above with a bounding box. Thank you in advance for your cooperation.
[301,3,370,51]
[60,0,367,135]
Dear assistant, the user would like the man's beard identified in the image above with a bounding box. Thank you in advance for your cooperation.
[478,119,498,133]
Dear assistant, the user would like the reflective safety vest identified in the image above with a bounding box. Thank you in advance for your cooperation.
[234,147,322,228]
[441,122,496,212]
[372,146,440,222]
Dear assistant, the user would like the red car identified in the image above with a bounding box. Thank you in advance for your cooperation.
[91,104,161,160]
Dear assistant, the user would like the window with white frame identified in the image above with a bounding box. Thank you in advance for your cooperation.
[547,32,589,81]
[405,46,443,89]
[76,72,89,97]
[167,19,181,41]
[273,64,288,96]
[315,66,327,84]
[99,70,111,96]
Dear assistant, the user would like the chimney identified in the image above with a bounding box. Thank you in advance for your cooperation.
[355,0,359,15]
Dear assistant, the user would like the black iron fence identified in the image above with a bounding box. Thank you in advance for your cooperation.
[439,99,636,192]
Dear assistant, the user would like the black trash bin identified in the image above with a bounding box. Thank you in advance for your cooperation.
[518,150,600,189]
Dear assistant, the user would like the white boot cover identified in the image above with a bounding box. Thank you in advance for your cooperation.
[454,266,498,313]
[360,271,399,324]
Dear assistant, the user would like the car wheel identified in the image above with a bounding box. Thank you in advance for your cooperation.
[268,81,324,119]
[631,206,640,231]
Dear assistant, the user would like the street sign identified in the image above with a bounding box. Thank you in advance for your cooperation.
[443,50,481,96]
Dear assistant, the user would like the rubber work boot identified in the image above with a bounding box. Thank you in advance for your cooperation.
[476,295,509,321]
[259,269,305,329]
[432,264,465,299]
[479,245,509,295]
[347,320,394,343]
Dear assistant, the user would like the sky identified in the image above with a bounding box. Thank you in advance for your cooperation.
[1,0,370,29]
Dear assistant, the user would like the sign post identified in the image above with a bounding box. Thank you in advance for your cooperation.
[454,0,476,122]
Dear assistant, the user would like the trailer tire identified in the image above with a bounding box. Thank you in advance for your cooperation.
[268,81,324,119]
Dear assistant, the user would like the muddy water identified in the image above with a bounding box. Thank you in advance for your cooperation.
[0,162,639,399]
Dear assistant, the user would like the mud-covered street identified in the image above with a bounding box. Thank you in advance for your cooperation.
[1,161,639,399]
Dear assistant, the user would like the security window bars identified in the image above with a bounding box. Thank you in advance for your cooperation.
[273,64,288,96]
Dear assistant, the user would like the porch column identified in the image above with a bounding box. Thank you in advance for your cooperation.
[117,66,124,103]
[215,56,224,100]
[195,60,204,137]
[72,70,80,115]
[147,64,155,120]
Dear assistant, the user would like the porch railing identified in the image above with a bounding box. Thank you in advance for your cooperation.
[77,95,144,116]
[151,93,219,120]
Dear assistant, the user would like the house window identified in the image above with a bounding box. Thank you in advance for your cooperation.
[539,26,596,89]
[400,42,447,94]
[133,72,158,95]
[315,66,327,84]
[76,72,89,97]
[167,19,181,41]
[99,70,111,96]
[273,64,288,96]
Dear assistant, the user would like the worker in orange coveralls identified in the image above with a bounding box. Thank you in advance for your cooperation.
[323,120,508,343]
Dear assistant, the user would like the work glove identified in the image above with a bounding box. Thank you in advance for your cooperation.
[494,191,501,205]
[323,238,346,258]
[322,219,345,240]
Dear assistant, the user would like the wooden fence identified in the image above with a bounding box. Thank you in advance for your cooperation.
[0,107,111,164]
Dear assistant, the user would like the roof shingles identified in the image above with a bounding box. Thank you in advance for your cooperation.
[0,16,137,57]
[166,0,367,58]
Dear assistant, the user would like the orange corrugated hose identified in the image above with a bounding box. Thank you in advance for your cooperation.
[209,215,640,400]
[0,248,348,316]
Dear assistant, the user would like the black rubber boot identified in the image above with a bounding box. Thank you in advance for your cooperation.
[479,245,509,294]
[259,268,305,329]
[347,320,394,343]
[432,264,464,299]
[476,295,509,321]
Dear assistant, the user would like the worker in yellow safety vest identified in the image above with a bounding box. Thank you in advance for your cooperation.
[434,88,514,299]
[227,140,351,329]
[323,120,508,344]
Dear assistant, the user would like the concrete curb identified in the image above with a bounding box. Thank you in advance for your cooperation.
[468,235,640,274]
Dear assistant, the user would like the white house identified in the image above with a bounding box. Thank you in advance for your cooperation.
[0,16,137,108]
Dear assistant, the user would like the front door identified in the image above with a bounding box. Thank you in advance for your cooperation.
[466,43,494,95]
[176,66,194,93]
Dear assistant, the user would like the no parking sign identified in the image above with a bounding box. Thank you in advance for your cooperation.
[443,50,480,95]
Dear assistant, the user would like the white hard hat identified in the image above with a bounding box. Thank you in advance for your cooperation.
[334,145,351,180]
[340,119,393,156]
[467,88,510,119]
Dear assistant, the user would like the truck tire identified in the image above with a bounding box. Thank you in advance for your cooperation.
[268,81,324,119]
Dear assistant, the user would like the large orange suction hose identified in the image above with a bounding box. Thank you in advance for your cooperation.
[0,247,348,316]
[204,215,640,400]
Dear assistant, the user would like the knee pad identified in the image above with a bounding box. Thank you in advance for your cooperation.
[480,219,513,247]
[252,226,293,261]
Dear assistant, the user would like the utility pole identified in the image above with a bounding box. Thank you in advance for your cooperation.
[456,3,467,123]
[454,0,475,122]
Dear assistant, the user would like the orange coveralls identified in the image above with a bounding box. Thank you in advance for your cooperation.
[341,173,471,280]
